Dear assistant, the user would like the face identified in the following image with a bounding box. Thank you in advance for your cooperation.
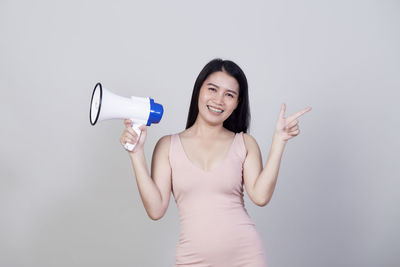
[197,71,239,125]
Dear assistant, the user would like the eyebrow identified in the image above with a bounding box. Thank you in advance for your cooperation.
[207,83,238,95]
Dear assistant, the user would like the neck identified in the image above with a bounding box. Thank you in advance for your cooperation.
[188,117,227,138]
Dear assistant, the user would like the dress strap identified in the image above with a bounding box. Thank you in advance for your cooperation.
[232,132,247,163]
[168,134,183,169]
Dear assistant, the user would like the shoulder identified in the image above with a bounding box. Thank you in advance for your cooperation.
[153,135,172,155]
[242,133,260,154]
[242,132,259,147]
[157,134,172,145]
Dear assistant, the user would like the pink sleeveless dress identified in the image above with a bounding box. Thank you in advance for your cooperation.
[169,132,268,267]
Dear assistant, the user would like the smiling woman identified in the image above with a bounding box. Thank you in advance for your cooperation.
[120,58,311,266]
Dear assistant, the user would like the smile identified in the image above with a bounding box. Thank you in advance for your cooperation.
[207,105,224,114]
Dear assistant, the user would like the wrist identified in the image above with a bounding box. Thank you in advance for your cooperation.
[129,148,145,159]
[272,133,287,146]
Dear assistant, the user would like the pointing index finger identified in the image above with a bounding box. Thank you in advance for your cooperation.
[287,107,312,122]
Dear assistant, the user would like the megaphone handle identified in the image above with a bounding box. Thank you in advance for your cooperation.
[124,122,142,151]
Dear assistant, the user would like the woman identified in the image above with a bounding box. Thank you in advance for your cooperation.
[120,59,311,266]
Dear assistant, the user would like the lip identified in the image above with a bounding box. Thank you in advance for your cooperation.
[207,105,224,113]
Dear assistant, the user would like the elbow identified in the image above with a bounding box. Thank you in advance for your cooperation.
[148,213,162,221]
[149,214,162,221]
[145,197,169,220]
[255,200,268,207]
[147,209,165,221]
[254,196,271,207]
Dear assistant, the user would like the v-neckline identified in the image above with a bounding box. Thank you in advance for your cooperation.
[176,133,237,174]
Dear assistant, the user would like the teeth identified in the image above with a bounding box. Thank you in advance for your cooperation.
[207,105,223,113]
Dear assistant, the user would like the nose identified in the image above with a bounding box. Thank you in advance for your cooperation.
[212,91,224,105]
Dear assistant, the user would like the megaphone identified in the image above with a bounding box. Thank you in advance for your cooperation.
[89,82,164,151]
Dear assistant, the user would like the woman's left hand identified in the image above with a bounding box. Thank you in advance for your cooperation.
[274,103,312,142]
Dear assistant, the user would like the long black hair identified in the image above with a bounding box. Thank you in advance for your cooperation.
[185,58,250,133]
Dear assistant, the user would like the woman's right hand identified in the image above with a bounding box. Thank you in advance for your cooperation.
[120,119,147,154]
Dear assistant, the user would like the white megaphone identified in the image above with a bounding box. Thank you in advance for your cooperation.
[89,82,164,151]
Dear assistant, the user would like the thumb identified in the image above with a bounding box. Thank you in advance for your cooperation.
[139,124,147,132]
[138,125,147,137]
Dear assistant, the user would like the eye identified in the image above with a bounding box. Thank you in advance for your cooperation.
[208,87,217,92]
[226,93,234,98]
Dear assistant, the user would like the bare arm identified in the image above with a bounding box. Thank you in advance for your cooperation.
[121,120,172,220]
[243,134,286,206]
[243,103,312,206]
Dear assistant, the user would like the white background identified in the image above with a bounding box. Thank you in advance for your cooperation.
[1,0,399,266]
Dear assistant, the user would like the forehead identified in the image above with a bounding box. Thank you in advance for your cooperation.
[204,71,239,93]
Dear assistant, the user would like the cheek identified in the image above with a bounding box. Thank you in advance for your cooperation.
[197,92,209,108]
[227,97,239,108]
[199,90,212,102]
[198,93,206,104]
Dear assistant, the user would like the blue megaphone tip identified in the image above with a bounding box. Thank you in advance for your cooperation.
[147,98,164,126]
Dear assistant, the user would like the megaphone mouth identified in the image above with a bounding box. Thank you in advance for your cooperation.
[89,82,103,125]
